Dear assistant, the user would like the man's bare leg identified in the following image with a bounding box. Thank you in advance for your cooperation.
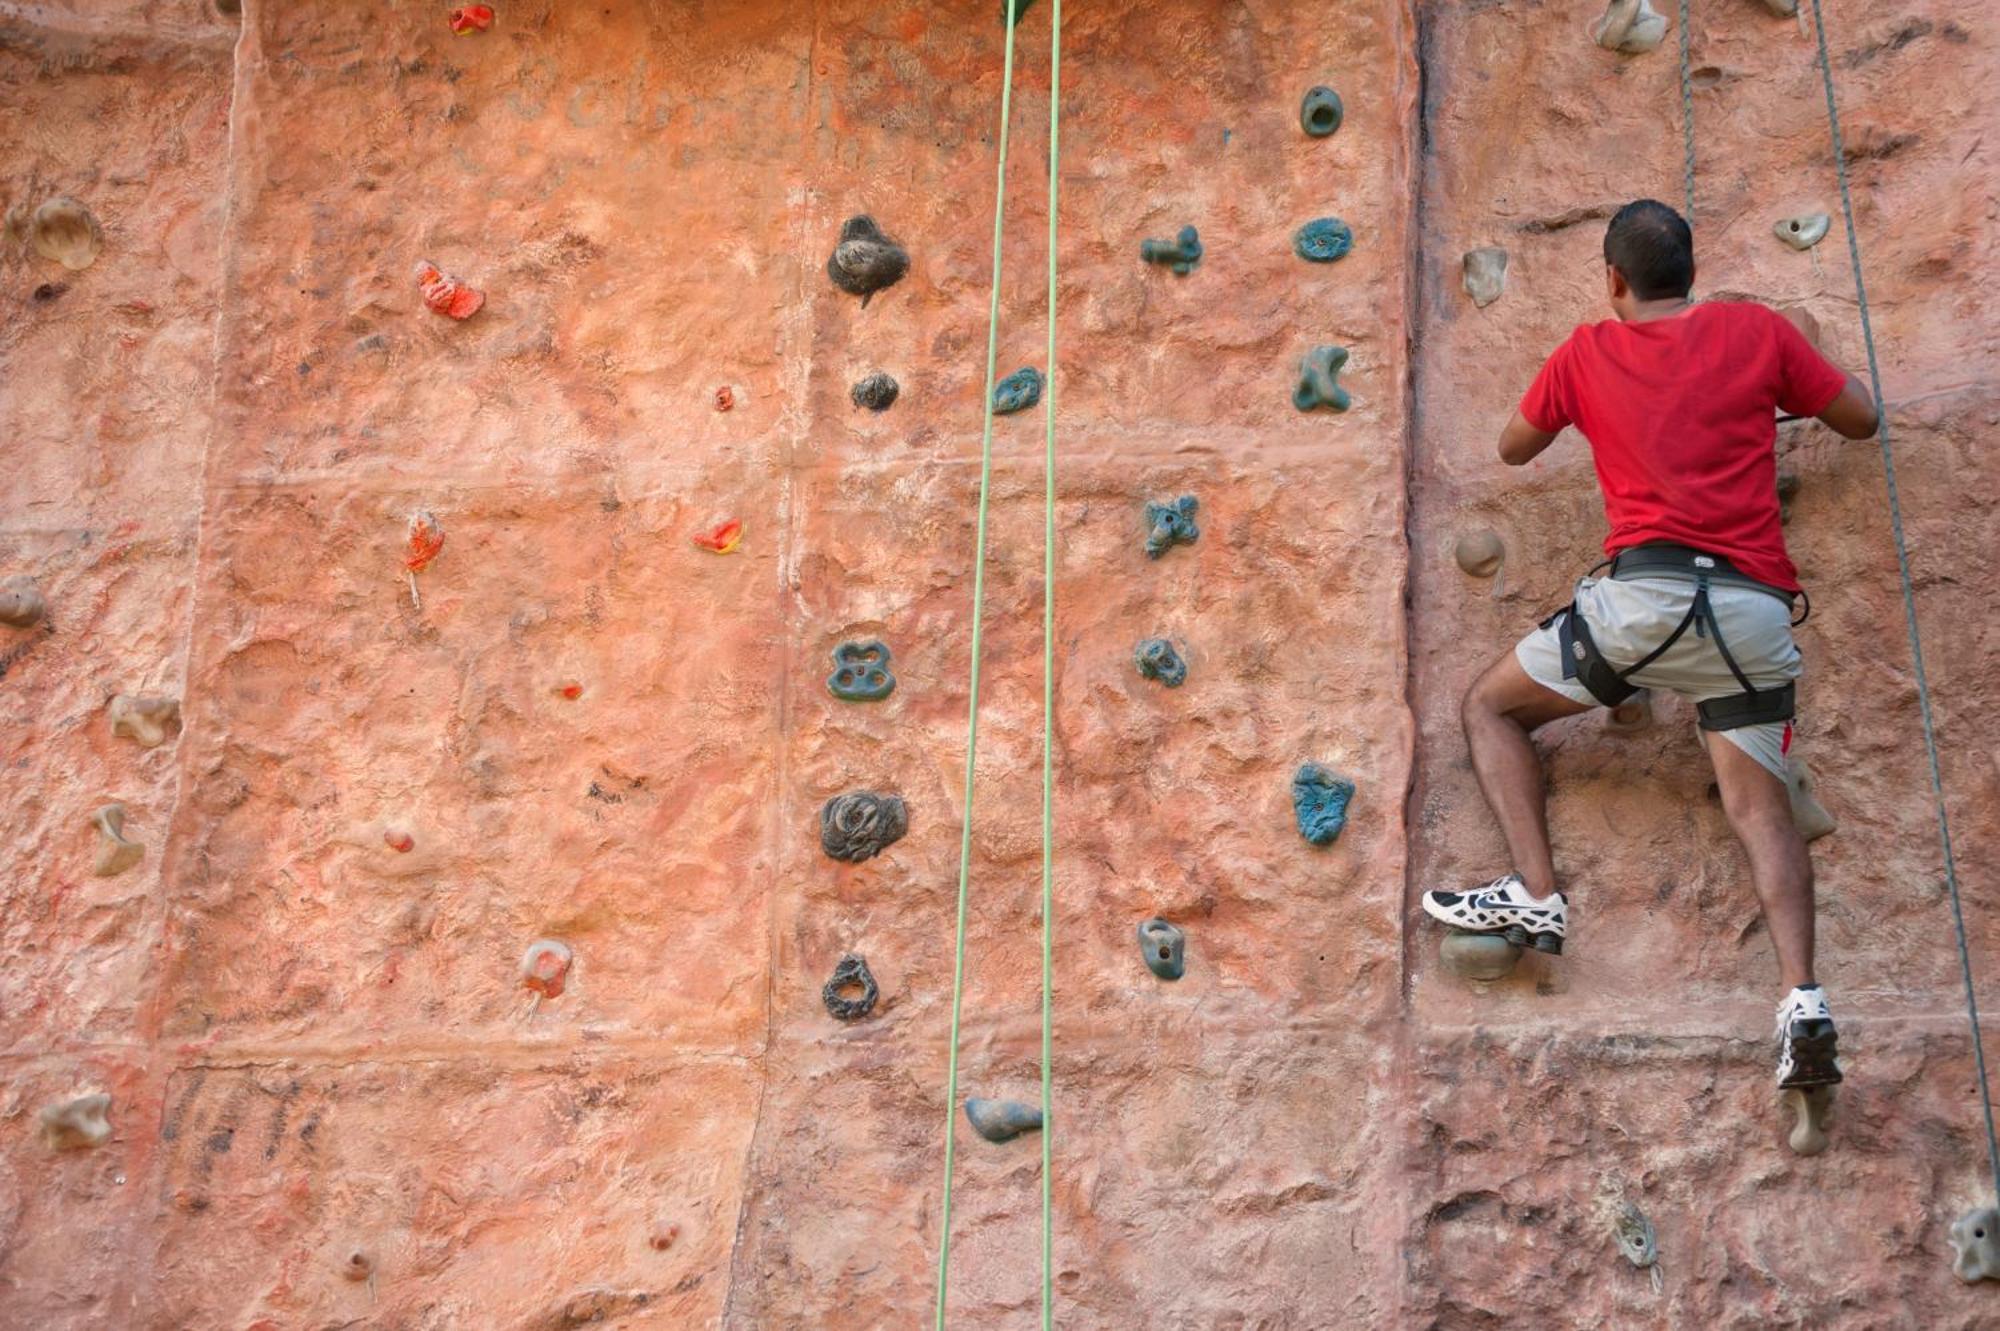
[1461,652,1593,899]
[1705,732,1816,990]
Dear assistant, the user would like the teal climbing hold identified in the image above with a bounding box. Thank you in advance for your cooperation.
[1294,218,1353,263]
[827,640,895,702]
[1300,86,1343,137]
[994,366,1044,415]
[1294,346,1351,412]
[965,1098,1042,1143]
[1140,225,1203,275]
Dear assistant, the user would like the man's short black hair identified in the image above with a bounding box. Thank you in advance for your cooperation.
[1604,199,1694,300]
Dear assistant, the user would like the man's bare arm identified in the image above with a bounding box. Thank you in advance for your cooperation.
[1817,374,1880,440]
[1498,411,1558,466]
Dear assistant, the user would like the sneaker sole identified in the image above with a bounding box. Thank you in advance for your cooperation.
[1419,896,1565,954]
[1778,1021,1843,1089]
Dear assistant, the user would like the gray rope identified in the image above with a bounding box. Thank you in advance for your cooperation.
[1805,0,2000,1205]
[1677,0,1696,225]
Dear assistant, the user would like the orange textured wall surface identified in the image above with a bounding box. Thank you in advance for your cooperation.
[1,0,1996,1326]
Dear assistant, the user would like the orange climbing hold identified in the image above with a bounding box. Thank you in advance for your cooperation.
[413,259,484,320]
[692,518,743,554]
[448,5,494,34]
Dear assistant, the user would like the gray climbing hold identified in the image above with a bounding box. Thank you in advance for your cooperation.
[1143,496,1199,560]
[1951,1206,2000,1283]
[827,216,909,306]
[1294,218,1353,263]
[1454,530,1504,578]
[1786,756,1836,843]
[91,804,144,877]
[1610,1201,1659,1269]
[1782,1084,1834,1156]
[1136,918,1186,980]
[993,367,1044,415]
[1300,85,1343,137]
[827,640,896,701]
[30,197,102,271]
[851,372,899,411]
[1134,638,1186,688]
[820,791,908,862]
[1463,247,1508,308]
[40,1092,111,1150]
[1774,213,1830,251]
[822,953,879,1020]
[1294,346,1351,412]
[1140,225,1203,275]
[1761,0,1799,16]
[965,1098,1043,1143]
[0,574,45,628]
[1293,764,1356,846]
[1591,0,1669,53]
[1605,689,1653,735]
[108,694,181,748]
[1439,928,1521,981]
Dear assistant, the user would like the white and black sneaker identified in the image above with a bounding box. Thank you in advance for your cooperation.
[1775,985,1843,1089]
[1420,872,1569,954]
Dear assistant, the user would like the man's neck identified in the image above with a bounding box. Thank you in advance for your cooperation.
[1623,295,1695,323]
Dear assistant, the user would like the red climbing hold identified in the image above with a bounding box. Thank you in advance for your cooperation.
[405,511,445,574]
[384,828,415,853]
[714,386,735,412]
[520,939,573,998]
[691,518,743,554]
[558,681,584,700]
[412,259,484,320]
[448,5,494,34]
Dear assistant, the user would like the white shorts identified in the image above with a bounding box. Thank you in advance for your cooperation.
[1516,574,1801,779]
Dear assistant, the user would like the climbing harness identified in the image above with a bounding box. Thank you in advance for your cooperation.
[932,0,1063,1326]
[1798,0,2000,1204]
[1550,543,1799,731]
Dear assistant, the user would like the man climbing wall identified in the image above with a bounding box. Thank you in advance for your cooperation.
[1420,199,1879,1091]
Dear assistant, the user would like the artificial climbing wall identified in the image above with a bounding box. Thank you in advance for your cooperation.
[0,0,1994,1327]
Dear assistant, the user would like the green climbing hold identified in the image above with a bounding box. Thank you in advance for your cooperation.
[1005,0,1034,25]
[1300,85,1343,137]
[1294,346,1351,413]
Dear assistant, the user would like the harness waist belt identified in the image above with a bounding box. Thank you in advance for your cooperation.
[1608,542,1796,607]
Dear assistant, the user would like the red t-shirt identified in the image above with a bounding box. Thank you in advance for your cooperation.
[1518,301,1848,592]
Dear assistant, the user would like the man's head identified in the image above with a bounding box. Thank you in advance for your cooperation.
[1603,199,1694,315]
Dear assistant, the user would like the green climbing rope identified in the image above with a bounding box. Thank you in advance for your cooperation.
[1804,0,2000,1205]
[932,8,1020,1326]
[1039,4,1064,1325]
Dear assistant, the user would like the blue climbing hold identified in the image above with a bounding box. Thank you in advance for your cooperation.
[1294,345,1351,413]
[1136,918,1186,980]
[1143,495,1199,559]
[994,367,1044,415]
[965,1098,1043,1143]
[1293,764,1356,846]
[1140,225,1203,275]
[827,640,895,701]
[1294,218,1353,263]
[1135,638,1186,688]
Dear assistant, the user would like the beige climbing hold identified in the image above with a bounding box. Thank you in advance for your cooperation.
[108,694,181,748]
[1591,0,1669,53]
[1775,213,1830,251]
[1454,529,1504,578]
[1605,689,1654,735]
[520,938,574,998]
[1786,755,1835,842]
[1439,928,1522,981]
[40,1092,112,1150]
[0,574,45,628]
[91,804,144,877]
[1782,1084,1833,1155]
[30,197,103,271]
[1462,248,1508,308]
[1950,1205,2000,1283]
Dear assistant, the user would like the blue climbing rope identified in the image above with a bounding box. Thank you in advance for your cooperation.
[1804,0,2000,1205]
